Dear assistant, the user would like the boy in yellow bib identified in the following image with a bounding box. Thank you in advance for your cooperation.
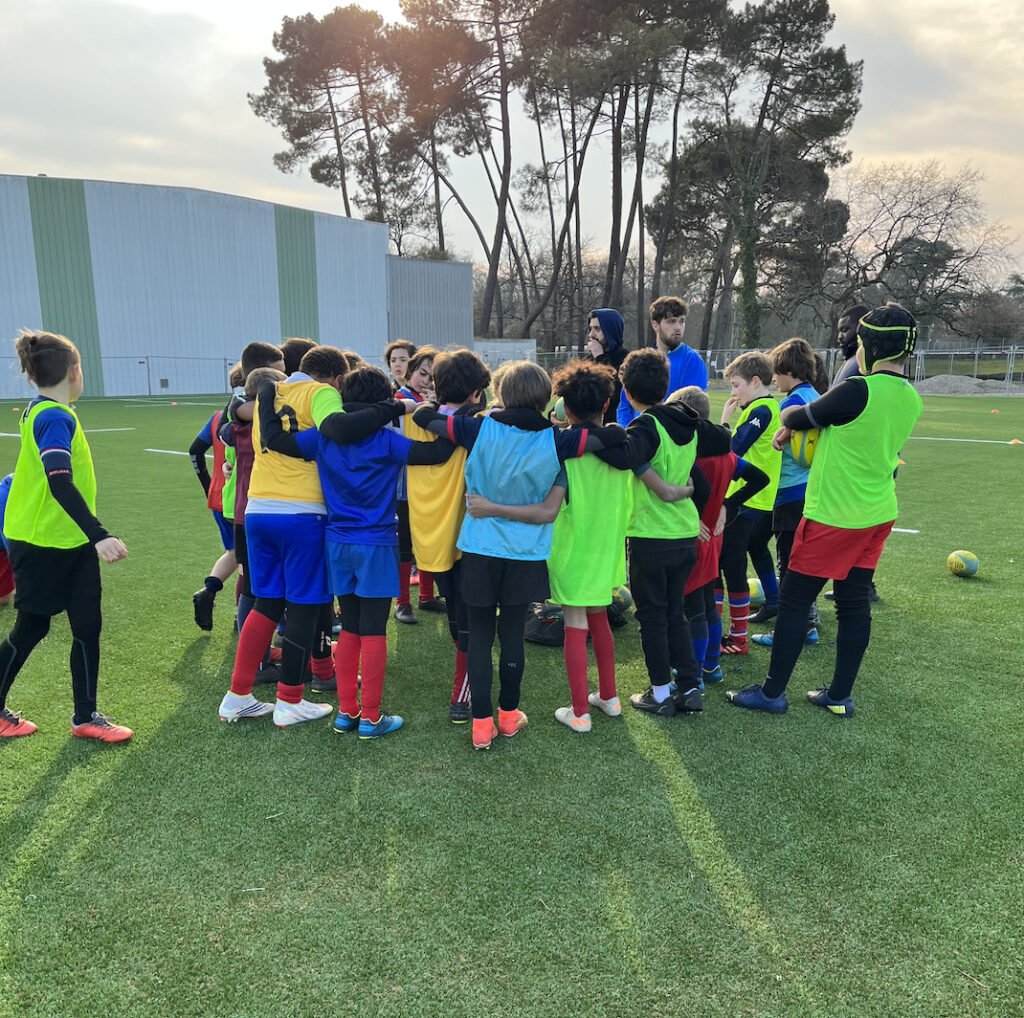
[718,352,781,654]
[0,331,131,741]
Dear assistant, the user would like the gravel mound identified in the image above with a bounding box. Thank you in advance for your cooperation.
[914,373,1024,395]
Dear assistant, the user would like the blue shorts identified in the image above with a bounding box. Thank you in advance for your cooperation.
[327,541,399,599]
[245,512,329,604]
[211,509,234,551]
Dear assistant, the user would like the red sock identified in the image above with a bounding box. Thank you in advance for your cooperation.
[419,570,435,600]
[728,592,751,642]
[276,682,303,704]
[398,561,412,605]
[563,626,590,717]
[230,611,278,695]
[359,636,388,723]
[310,652,333,681]
[451,647,468,704]
[334,631,360,716]
[587,610,617,701]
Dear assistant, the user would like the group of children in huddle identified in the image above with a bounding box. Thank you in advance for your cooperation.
[0,298,922,745]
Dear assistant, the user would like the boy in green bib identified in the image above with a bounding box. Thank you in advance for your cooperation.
[0,331,132,741]
[620,350,711,717]
[727,303,923,716]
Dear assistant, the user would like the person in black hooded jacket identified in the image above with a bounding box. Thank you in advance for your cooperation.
[586,308,628,422]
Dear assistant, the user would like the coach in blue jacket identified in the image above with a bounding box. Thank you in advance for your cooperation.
[617,296,708,426]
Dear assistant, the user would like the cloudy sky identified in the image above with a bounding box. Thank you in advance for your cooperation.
[1,0,1022,269]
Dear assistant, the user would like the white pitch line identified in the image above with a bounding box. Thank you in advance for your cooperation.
[1,427,136,436]
[907,436,1019,445]
[123,401,225,408]
[145,448,189,456]
[892,528,920,534]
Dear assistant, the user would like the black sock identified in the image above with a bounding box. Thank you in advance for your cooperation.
[204,575,224,594]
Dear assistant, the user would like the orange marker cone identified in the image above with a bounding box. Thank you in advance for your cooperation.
[1010,439,1022,445]
[170,401,177,406]
[898,458,906,465]
[992,409,1000,414]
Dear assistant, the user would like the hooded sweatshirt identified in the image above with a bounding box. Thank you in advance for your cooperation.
[590,308,628,423]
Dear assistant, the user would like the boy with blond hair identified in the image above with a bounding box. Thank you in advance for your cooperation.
[717,352,781,655]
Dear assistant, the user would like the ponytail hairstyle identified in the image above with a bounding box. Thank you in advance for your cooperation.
[15,330,80,388]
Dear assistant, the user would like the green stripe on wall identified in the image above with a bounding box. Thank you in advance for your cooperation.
[274,205,319,342]
[26,177,105,396]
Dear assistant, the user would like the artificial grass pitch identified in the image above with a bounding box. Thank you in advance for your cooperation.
[0,392,1021,1018]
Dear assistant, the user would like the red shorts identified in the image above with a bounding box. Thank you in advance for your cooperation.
[0,549,13,598]
[686,533,722,594]
[788,518,894,581]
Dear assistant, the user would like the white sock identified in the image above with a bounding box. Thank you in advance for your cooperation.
[652,683,671,703]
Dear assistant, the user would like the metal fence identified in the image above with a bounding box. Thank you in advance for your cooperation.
[533,344,1024,393]
[5,344,1020,400]
[911,348,1023,389]
[101,357,236,397]
[0,355,236,399]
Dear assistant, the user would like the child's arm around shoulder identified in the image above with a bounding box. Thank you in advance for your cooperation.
[256,379,306,457]
[411,404,483,450]
[405,435,458,466]
[318,395,414,445]
[594,416,659,471]
[552,421,630,465]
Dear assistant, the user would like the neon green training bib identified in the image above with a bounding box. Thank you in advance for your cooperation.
[3,400,97,549]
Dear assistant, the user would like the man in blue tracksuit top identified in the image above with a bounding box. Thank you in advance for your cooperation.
[617,296,708,426]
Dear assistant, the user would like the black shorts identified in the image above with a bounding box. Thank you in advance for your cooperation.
[233,522,249,571]
[7,539,101,617]
[772,500,805,534]
[459,552,549,608]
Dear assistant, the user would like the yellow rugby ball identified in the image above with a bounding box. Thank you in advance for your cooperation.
[947,550,978,577]
[790,428,820,469]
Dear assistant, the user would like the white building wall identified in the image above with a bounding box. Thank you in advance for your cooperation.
[84,181,281,396]
[387,257,474,361]
[314,213,389,365]
[0,177,44,399]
